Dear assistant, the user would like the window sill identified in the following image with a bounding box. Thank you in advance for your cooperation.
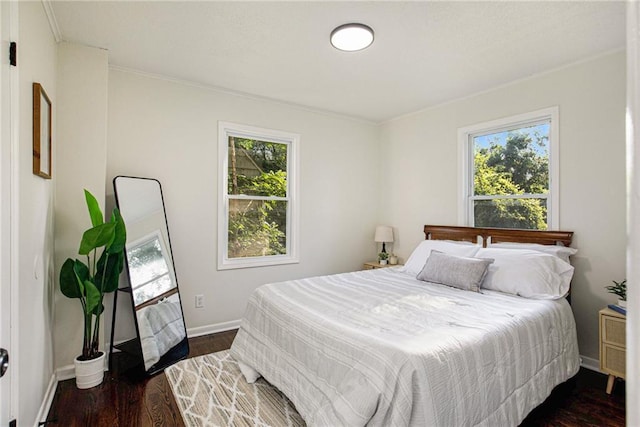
[217,255,299,270]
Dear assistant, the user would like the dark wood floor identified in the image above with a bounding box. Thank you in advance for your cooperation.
[45,330,625,426]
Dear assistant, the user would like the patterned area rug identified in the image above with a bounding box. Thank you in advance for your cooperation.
[166,350,306,427]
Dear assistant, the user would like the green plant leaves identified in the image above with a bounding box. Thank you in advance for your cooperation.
[95,251,125,294]
[78,205,126,256]
[83,280,101,314]
[59,259,101,315]
[605,279,627,299]
[61,190,128,359]
[84,189,104,227]
[60,258,83,299]
[92,303,104,316]
[107,208,126,254]
[79,222,116,255]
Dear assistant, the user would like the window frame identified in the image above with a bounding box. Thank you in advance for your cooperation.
[217,121,300,270]
[457,107,559,230]
[126,229,176,306]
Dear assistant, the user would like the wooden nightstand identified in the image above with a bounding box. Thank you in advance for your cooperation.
[363,261,402,270]
[599,307,626,394]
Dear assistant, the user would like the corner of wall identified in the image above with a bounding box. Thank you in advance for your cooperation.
[53,42,109,371]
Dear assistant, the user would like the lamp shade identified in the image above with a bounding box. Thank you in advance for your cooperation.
[374,226,394,243]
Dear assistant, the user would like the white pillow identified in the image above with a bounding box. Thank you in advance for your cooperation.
[401,240,480,276]
[488,242,577,263]
[476,247,574,299]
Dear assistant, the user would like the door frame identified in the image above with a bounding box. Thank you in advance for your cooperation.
[0,0,19,424]
[627,2,640,425]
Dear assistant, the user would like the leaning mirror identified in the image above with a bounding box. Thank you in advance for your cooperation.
[113,176,189,375]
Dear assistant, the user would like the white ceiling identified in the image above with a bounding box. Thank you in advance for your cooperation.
[50,1,626,123]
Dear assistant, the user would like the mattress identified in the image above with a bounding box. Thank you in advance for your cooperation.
[230,267,580,426]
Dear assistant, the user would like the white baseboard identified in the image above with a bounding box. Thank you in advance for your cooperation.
[187,319,241,338]
[93,320,241,373]
[35,373,58,427]
[580,354,602,373]
[56,364,75,382]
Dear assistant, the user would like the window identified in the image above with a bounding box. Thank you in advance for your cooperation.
[459,107,559,230]
[127,230,175,306]
[218,122,299,269]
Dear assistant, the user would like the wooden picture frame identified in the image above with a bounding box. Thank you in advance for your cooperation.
[33,82,52,179]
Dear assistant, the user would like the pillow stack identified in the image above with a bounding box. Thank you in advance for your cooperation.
[403,240,576,299]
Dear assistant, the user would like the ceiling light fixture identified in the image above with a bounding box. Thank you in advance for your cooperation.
[330,23,374,52]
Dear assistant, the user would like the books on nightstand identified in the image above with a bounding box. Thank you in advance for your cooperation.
[608,304,627,316]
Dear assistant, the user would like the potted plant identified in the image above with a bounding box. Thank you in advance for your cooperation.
[378,251,389,265]
[605,279,627,308]
[59,190,126,389]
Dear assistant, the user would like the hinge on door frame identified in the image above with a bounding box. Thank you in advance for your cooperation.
[9,42,16,67]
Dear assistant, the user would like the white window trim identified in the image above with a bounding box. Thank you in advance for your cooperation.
[127,229,176,305]
[457,107,559,229]
[217,121,300,270]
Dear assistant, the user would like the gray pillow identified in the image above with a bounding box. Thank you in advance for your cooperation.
[416,250,493,292]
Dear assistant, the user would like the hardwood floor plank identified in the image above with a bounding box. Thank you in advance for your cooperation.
[46,329,624,426]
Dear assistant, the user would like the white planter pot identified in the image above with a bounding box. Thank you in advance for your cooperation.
[74,352,105,389]
[379,259,388,265]
[618,299,627,308]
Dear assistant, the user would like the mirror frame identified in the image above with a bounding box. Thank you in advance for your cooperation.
[113,175,189,375]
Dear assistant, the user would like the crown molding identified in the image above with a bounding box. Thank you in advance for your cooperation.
[42,0,62,43]
[109,65,377,125]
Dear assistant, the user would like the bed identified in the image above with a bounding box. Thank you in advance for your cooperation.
[229,225,580,426]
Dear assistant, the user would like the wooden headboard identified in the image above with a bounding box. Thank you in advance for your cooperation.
[423,225,573,247]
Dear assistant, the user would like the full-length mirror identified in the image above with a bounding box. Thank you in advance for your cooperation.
[113,176,188,375]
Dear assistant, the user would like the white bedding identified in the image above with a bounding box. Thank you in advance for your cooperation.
[137,294,186,370]
[230,267,580,426]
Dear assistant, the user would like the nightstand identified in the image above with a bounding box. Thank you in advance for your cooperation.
[599,307,626,394]
[363,261,402,270]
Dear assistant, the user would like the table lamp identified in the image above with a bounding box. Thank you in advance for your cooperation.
[374,226,394,253]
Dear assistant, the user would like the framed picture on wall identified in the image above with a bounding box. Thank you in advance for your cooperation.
[33,82,52,179]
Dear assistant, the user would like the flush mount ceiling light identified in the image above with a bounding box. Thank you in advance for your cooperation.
[330,23,374,52]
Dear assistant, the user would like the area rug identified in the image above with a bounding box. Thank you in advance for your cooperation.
[166,350,306,427]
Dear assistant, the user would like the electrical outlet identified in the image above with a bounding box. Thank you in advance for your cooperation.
[195,294,204,308]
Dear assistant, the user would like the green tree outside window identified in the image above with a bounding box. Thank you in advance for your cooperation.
[227,137,288,258]
[472,125,549,230]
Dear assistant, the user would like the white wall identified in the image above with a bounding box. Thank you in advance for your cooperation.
[54,43,109,371]
[379,51,626,361]
[17,2,57,425]
[105,54,625,361]
[106,69,380,333]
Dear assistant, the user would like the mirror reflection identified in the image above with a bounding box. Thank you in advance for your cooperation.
[114,176,188,374]
[128,230,175,306]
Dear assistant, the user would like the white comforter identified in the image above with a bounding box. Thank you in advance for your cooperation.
[230,267,580,427]
[137,295,186,370]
